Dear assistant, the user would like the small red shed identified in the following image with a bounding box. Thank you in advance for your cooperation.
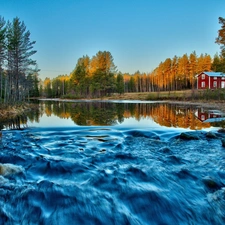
[197,72,225,89]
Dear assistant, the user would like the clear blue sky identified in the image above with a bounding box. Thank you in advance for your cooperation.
[1,0,225,80]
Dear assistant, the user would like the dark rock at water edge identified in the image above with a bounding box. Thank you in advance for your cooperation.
[218,128,225,133]
[221,138,225,148]
[179,132,200,140]
[206,131,218,139]
[202,176,223,191]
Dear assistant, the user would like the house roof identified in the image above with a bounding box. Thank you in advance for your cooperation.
[201,72,225,77]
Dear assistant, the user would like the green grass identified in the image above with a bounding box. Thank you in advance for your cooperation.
[145,89,225,101]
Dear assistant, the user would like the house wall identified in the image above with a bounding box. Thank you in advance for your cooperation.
[197,72,225,89]
[210,76,220,89]
[197,73,209,89]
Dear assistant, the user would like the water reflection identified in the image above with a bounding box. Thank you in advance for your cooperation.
[0,108,41,130]
[1,101,225,130]
[43,101,215,129]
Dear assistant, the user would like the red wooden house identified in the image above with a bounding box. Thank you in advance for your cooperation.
[197,72,225,89]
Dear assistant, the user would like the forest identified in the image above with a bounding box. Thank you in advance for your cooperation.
[0,16,225,102]
[41,51,225,99]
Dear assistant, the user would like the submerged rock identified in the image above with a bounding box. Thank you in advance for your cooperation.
[0,163,24,176]
[218,128,225,133]
[202,176,222,191]
[179,132,200,140]
[206,131,218,139]
[125,130,160,140]
[221,138,225,148]
[159,146,172,154]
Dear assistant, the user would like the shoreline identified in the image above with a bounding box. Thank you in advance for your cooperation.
[1,98,225,122]
[40,97,225,112]
[0,103,39,121]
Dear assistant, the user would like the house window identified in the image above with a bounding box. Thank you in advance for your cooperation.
[222,81,225,88]
[201,81,205,88]
[213,81,217,88]
[214,77,217,79]
[201,74,205,79]
[201,115,205,121]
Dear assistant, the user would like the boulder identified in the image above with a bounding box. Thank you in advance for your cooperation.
[221,138,225,147]
[206,131,218,139]
[179,132,200,140]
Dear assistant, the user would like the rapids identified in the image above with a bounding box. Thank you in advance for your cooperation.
[1,126,225,224]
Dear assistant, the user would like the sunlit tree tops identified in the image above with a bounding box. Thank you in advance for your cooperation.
[216,17,225,57]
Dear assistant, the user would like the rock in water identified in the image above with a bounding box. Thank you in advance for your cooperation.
[179,132,200,140]
[206,131,218,139]
[202,176,222,191]
[221,138,225,148]
[0,163,24,176]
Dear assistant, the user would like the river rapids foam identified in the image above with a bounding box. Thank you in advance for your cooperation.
[0,127,225,224]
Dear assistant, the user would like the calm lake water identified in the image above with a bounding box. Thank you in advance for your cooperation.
[1,100,225,224]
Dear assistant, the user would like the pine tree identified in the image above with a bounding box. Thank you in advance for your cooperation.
[116,73,124,94]
[0,16,6,102]
[216,17,225,57]
[215,17,225,72]
[5,17,37,103]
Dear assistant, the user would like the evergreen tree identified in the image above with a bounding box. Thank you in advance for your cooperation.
[215,17,225,72]
[128,77,136,92]
[216,17,225,57]
[116,73,124,94]
[5,17,37,103]
[91,51,116,97]
[70,55,90,97]
[211,53,222,72]
[43,78,52,98]
[0,16,6,102]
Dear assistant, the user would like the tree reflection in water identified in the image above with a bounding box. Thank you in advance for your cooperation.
[40,101,213,129]
[1,101,221,130]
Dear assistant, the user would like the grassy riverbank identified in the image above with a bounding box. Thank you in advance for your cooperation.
[101,89,225,112]
[102,89,225,101]
[0,103,38,121]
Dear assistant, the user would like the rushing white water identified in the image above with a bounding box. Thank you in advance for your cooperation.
[1,126,225,225]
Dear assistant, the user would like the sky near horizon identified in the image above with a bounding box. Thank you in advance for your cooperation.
[1,0,225,80]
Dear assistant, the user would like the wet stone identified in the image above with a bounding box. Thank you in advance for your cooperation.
[179,132,200,140]
[99,149,106,153]
[159,146,172,154]
[218,128,225,134]
[206,131,218,139]
[221,138,225,148]
[202,176,222,191]
[0,163,24,176]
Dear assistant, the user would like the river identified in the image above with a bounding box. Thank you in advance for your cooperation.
[1,100,225,225]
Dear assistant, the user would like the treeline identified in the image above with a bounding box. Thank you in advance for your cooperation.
[41,51,221,98]
[0,16,38,104]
